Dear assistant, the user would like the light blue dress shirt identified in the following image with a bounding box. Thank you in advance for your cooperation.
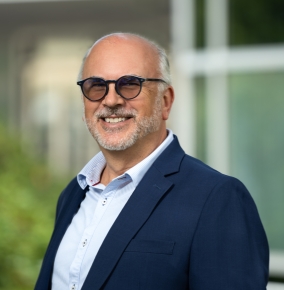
[52,130,174,290]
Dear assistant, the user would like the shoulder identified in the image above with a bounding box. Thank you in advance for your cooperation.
[169,152,255,210]
[179,153,237,187]
[158,135,248,198]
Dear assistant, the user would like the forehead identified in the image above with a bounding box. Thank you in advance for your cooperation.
[83,36,159,79]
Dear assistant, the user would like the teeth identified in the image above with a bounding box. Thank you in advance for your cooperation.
[105,117,126,123]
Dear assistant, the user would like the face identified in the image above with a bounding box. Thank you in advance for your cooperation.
[85,93,163,151]
[82,36,172,151]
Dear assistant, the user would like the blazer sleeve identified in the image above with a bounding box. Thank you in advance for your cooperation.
[188,177,269,290]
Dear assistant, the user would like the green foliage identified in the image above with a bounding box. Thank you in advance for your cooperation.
[0,124,69,290]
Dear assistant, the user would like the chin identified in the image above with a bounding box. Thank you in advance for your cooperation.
[96,133,139,151]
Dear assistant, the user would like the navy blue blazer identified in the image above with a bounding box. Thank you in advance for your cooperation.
[35,136,269,290]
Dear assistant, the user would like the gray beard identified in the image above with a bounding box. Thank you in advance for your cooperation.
[85,97,162,151]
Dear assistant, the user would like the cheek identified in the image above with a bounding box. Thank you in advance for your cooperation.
[137,96,158,115]
[135,105,153,119]
[83,101,100,117]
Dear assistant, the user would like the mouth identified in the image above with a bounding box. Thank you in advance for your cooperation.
[103,117,131,124]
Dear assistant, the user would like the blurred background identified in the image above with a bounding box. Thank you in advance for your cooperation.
[0,0,283,289]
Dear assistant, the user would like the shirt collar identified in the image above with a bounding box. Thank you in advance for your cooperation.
[77,129,174,189]
[77,151,106,189]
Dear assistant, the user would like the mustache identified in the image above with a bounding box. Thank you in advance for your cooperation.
[95,107,137,118]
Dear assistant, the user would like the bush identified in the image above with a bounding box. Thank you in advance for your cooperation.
[0,124,69,290]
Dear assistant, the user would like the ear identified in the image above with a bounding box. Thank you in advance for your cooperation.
[162,86,175,120]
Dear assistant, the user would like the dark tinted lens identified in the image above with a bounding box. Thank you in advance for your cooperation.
[83,78,107,101]
[117,76,141,99]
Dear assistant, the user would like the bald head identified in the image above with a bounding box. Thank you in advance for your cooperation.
[78,33,171,85]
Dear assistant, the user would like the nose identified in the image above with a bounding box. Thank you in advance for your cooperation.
[102,83,125,108]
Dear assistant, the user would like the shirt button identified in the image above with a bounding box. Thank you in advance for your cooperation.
[71,284,76,290]
[102,198,107,206]
[82,239,87,247]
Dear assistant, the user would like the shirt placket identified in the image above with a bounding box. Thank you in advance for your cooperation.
[69,188,115,290]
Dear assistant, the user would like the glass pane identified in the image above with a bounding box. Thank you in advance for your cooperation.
[229,0,284,46]
[230,72,284,250]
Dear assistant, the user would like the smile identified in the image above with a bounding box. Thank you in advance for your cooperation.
[104,117,127,123]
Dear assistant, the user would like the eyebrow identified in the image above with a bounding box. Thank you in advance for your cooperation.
[87,74,143,80]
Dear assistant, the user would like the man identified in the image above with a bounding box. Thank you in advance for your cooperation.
[35,33,269,290]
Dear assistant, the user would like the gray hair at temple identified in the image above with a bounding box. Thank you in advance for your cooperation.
[77,33,172,87]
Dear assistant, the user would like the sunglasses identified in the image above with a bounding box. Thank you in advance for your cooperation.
[77,75,167,102]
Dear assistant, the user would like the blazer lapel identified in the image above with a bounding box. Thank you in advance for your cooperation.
[35,180,87,290]
[82,137,185,290]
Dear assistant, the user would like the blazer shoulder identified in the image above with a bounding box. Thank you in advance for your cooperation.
[178,153,253,201]
[159,136,246,194]
[180,154,229,181]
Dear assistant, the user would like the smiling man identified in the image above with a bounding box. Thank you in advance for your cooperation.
[35,33,269,290]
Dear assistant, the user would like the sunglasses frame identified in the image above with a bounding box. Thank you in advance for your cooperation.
[77,75,167,102]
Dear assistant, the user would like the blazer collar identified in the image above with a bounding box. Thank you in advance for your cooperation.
[152,135,185,176]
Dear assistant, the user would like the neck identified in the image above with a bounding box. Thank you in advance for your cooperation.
[99,129,167,185]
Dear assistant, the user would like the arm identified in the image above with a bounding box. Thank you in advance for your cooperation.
[189,177,269,290]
